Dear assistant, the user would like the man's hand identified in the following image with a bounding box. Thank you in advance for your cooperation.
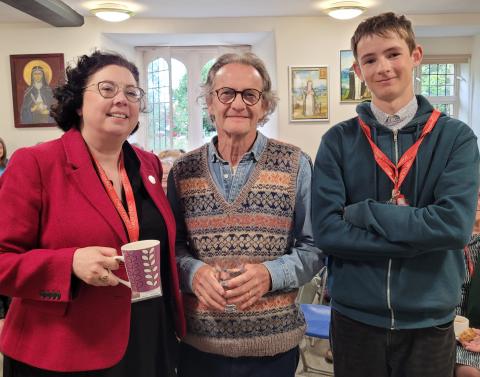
[0,318,4,337]
[192,265,226,311]
[223,263,272,310]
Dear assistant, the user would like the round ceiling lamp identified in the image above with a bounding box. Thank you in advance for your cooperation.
[91,3,133,22]
[326,2,366,20]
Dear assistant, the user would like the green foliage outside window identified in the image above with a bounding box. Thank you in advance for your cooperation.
[148,57,218,151]
[201,60,216,139]
[419,63,455,117]
[171,73,188,150]
[420,64,455,97]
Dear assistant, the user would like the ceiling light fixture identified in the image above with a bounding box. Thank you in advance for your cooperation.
[326,2,366,20]
[91,3,133,22]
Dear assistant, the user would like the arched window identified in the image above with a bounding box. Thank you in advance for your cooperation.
[146,57,188,151]
[140,46,250,153]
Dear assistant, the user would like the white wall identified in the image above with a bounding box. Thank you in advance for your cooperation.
[1,14,480,159]
[252,32,278,139]
[417,37,473,55]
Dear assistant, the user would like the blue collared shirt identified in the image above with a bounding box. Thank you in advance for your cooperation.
[167,132,323,293]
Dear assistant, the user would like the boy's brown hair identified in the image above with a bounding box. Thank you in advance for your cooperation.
[351,12,417,60]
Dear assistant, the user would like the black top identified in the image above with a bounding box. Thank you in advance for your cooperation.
[4,144,178,377]
[0,295,10,318]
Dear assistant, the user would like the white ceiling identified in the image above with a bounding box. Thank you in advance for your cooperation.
[0,0,479,21]
[0,0,479,39]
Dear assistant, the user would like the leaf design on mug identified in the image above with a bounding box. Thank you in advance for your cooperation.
[142,247,158,288]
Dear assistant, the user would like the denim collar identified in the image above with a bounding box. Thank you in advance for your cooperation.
[208,132,267,163]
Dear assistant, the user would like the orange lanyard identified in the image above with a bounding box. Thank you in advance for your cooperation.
[358,109,441,204]
[93,153,139,242]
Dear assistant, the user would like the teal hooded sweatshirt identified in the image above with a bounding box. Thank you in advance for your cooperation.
[312,95,479,329]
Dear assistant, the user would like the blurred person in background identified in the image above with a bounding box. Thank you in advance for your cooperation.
[456,193,480,377]
[0,138,8,176]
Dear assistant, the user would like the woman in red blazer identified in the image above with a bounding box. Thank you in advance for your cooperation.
[0,51,185,376]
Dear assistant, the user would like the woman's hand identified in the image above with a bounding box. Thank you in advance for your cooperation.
[0,318,4,337]
[72,247,120,287]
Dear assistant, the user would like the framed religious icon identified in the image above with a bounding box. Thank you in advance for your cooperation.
[10,53,65,128]
[289,65,329,122]
[340,50,372,102]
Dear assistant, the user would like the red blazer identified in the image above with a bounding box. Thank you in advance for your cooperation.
[0,129,186,372]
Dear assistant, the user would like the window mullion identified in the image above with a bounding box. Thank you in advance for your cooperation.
[168,59,174,149]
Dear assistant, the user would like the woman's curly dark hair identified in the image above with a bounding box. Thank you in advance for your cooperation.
[51,50,144,132]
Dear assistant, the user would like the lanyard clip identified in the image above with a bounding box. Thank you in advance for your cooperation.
[388,189,409,206]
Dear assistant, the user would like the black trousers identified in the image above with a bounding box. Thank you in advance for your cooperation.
[178,342,299,377]
[331,309,456,377]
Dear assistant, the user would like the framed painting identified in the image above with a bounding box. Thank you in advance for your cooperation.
[340,50,372,102]
[289,65,329,122]
[10,53,65,128]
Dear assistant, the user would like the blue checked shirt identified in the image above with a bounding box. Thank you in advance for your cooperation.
[167,132,323,293]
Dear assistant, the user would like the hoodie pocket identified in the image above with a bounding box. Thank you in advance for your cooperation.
[329,258,389,312]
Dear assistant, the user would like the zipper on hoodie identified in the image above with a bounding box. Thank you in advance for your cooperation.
[393,131,399,164]
[387,130,399,329]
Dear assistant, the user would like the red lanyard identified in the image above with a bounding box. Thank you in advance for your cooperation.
[93,153,139,242]
[358,109,441,204]
[465,246,475,277]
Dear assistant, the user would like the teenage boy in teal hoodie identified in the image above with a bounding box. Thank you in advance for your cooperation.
[312,12,479,377]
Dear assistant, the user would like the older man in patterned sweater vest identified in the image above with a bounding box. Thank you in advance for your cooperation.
[168,52,323,377]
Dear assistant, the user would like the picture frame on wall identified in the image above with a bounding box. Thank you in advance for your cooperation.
[10,53,65,128]
[289,65,329,122]
[340,50,372,103]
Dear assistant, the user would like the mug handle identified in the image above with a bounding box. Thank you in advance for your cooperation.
[113,256,131,288]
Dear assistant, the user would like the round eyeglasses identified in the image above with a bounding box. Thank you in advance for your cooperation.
[213,87,263,106]
[84,80,145,103]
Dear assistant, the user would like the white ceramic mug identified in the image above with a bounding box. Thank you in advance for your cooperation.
[454,315,470,337]
[114,239,162,302]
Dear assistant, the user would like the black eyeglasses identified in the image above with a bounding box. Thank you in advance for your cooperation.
[84,80,145,103]
[213,87,263,106]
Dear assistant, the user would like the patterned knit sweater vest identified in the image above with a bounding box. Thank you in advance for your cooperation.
[172,139,306,357]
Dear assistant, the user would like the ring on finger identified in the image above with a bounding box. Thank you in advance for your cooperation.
[100,270,110,282]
